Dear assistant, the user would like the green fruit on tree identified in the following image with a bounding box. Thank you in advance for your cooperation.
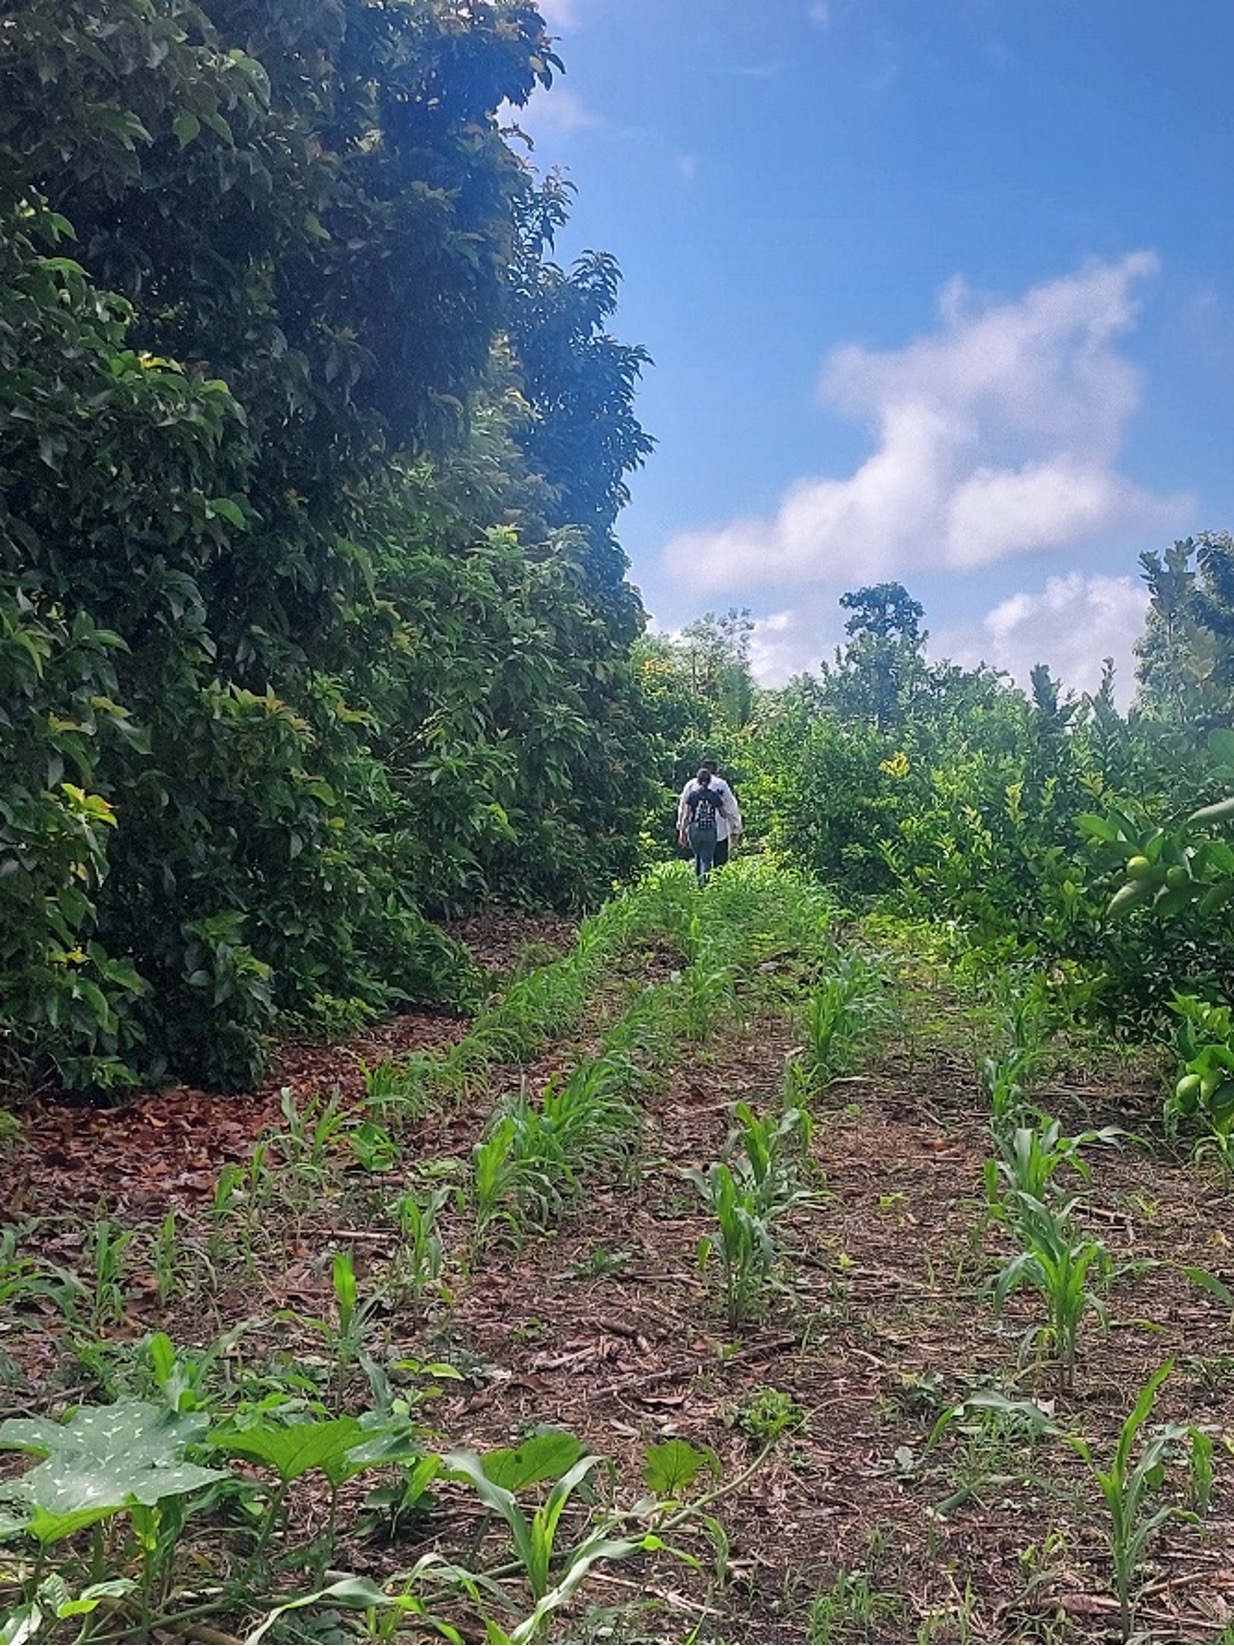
[1175,1072,1202,1104]
[1165,865,1190,890]
[1126,855,1153,879]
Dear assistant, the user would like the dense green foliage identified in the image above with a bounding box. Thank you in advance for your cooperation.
[653,564,1234,1063]
[0,0,657,1094]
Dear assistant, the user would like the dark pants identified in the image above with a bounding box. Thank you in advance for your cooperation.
[688,824,717,882]
[714,835,730,868]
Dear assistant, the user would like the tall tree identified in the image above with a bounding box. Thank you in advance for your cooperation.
[825,582,928,731]
[1135,535,1231,727]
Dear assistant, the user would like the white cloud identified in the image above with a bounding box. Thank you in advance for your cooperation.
[536,0,580,27]
[749,610,822,685]
[510,84,600,138]
[932,572,1151,706]
[807,2,831,27]
[662,254,1191,596]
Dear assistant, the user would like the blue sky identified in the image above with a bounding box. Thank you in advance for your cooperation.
[514,0,1234,702]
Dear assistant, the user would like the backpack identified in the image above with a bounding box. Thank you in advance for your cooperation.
[688,784,721,834]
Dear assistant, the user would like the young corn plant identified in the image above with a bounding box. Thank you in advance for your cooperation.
[1068,1362,1199,1641]
[265,1086,349,1211]
[442,1442,655,1635]
[685,1102,816,1326]
[363,1054,434,1125]
[675,916,738,1043]
[294,1251,387,1401]
[984,1115,1121,1222]
[687,1161,777,1329]
[793,953,892,1095]
[991,1191,1110,1393]
[88,1218,134,1331]
[392,1184,453,1306]
[981,1051,1034,1133]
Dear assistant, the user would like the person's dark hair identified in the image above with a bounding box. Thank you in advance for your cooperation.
[695,767,712,786]
[700,759,718,773]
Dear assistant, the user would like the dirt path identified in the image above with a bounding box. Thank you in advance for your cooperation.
[3,912,1234,1643]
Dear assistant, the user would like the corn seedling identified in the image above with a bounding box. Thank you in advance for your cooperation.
[363,1055,433,1124]
[991,1191,1110,1392]
[687,1101,817,1326]
[88,1217,133,1331]
[346,1117,399,1173]
[686,1160,777,1327]
[1067,1362,1198,1641]
[316,1250,386,1399]
[473,1114,520,1242]
[676,917,738,1042]
[727,1100,814,1213]
[442,1445,651,1616]
[150,1212,183,1307]
[984,1115,1122,1222]
[0,1225,85,1320]
[393,1183,453,1304]
[981,1051,1033,1133]
[794,953,891,1093]
[265,1086,349,1209]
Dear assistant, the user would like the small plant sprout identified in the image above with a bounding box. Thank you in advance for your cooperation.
[88,1217,134,1331]
[735,1387,806,1446]
[1068,1362,1201,1642]
[392,1182,453,1304]
[794,952,891,1094]
[151,1211,181,1305]
[685,1102,817,1326]
[991,1190,1110,1393]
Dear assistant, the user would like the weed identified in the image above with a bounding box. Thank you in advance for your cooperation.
[735,1387,806,1446]
[572,1248,632,1279]
[808,1570,903,1643]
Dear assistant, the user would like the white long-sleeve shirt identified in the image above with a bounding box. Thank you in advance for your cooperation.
[677,776,742,843]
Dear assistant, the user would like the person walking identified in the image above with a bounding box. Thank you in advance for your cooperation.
[679,767,731,884]
[677,759,741,868]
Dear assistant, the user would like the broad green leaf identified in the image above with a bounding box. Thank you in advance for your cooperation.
[0,1400,224,1523]
[643,1438,717,1495]
[172,110,200,147]
[244,1576,393,1645]
[482,1431,582,1492]
[212,1414,393,1484]
[55,1579,136,1619]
